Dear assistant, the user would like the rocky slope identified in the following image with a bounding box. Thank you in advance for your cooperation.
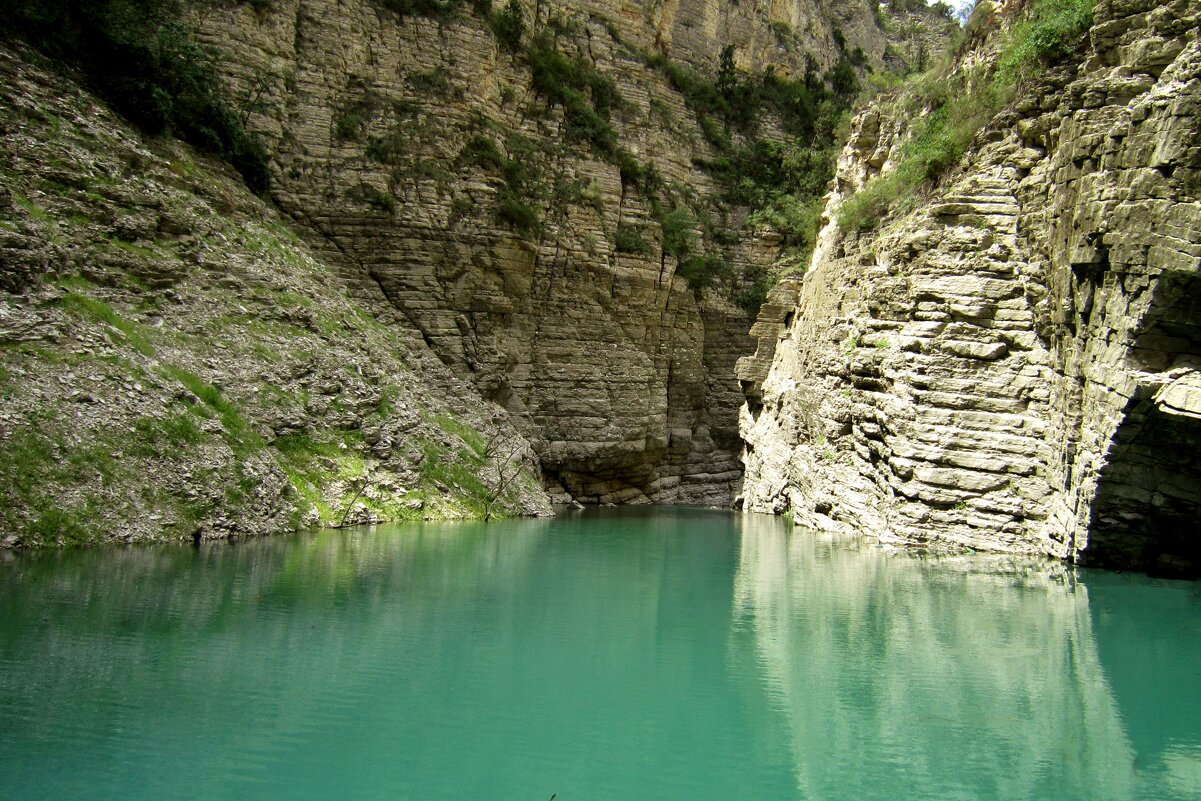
[0,45,551,547]
[739,0,1201,574]
[0,0,955,546]
[194,0,951,505]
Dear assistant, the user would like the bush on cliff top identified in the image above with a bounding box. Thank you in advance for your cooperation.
[839,0,1094,233]
[2,0,270,192]
[997,0,1094,84]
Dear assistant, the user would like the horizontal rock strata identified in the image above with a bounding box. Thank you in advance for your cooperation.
[740,0,1201,572]
[195,0,945,505]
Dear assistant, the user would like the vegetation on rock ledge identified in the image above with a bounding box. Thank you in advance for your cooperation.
[839,0,1095,233]
[2,0,271,192]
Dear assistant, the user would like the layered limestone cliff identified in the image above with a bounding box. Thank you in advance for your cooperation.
[0,45,551,546]
[0,0,954,545]
[193,0,947,505]
[739,0,1201,573]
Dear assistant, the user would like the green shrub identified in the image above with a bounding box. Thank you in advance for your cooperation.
[457,135,506,172]
[997,0,1094,84]
[747,193,823,253]
[458,133,545,227]
[3,0,270,192]
[735,269,773,313]
[839,171,904,233]
[707,138,835,215]
[615,222,653,255]
[375,0,463,19]
[659,207,698,261]
[488,0,524,52]
[697,115,730,149]
[677,252,731,296]
[838,84,1002,235]
[359,184,397,214]
[406,68,456,97]
[365,129,407,163]
[333,89,378,141]
[495,194,540,235]
[526,32,621,155]
[826,57,859,99]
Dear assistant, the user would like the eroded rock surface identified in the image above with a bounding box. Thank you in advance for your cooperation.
[0,45,551,546]
[740,0,1201,572]
[194,0,944,505]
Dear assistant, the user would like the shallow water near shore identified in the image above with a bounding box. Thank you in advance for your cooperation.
[2,507,1200,800]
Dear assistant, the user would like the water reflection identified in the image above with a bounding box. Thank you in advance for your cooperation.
[2,511,1200,801]
[0,520,558,801]
[732,516,1193,801]
[0,510,784,801]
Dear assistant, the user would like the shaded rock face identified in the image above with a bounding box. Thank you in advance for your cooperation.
[194,0,901,506]
[0,45,552,546]
[739,0,1201,572]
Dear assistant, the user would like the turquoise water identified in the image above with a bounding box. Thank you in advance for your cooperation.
[2,507,1200,801]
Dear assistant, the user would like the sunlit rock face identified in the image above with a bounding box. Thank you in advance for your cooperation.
[192,0,929,506]
[739,0,1201,572]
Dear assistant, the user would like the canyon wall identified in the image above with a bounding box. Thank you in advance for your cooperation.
[0,0,952,544]
[739,0,1201,573]
[196,0,945,505]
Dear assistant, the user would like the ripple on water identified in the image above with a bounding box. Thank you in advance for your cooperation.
[1,511,1200,801]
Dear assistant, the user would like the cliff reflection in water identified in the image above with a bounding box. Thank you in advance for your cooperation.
[733,517,1139,801]
[3,510,1200,801]
[0,521,557,799]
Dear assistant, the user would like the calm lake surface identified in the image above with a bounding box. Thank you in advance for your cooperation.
[2,507,1200,801]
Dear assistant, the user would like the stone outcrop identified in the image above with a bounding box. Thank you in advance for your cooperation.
[0,0,958,544]
[739,0,1201,573]
[0,44,551,546]
[193,0,944,506]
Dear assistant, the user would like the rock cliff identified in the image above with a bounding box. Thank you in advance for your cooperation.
[0,0,952,544]
[739,0,1201,574]
[194,0,945,505]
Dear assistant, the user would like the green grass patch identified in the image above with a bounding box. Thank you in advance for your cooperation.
[131,409,206,456]
[838,77,1008,233]
[12,192,52,222]
[997,0,1094,84]
[161,366,261,451]
[375,386,398,417]
[839,0,1093,233]
[430,412,487,456]
[0,423,115,546]
[23,503,98,546]
[417,438,488,515]
[61,292,157,357]
[271,430,368,524]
